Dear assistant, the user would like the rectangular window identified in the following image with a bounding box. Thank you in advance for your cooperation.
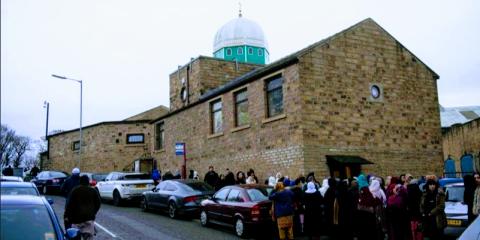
[234,89,249,127]
[266,75,284,118]
[211,100,223,134]
[126,133,144,144]
[154,122,164,150]
[72,141,80,151]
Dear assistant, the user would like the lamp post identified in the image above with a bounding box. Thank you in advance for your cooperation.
[51,74,83,168]
[42,101,49,170]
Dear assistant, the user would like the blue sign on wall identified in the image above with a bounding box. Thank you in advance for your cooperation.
[175,142,185,156]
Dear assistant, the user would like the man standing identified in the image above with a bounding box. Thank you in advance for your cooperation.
[30,165,40,177]
[64,175,101,239]
[61,168,81,197]
[204,165,219,189]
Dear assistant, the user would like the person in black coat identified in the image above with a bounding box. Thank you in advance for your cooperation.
[323,178,337,237]
[204,165,219,188]
[64,175,101,238]
[61,168,81,197]
[303,182,322,239]
[463,174,476,224]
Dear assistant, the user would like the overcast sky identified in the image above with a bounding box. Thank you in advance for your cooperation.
[2,0,479,152]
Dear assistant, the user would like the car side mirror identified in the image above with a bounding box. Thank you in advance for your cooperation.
[47,198,54,205]
[66,228,79,239]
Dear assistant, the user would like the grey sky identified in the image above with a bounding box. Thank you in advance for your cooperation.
[1,0,479,154]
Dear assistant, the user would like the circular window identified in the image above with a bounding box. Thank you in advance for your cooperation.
[180,88,187,102]
[371,85,381,99]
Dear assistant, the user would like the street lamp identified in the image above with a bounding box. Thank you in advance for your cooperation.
[42,101,50,170]
[51,74,83,168]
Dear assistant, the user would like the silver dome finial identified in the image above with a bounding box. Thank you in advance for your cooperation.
[238,2,242,17]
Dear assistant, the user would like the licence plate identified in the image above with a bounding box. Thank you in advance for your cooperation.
[447,219,462,226]
[135,184,146,188]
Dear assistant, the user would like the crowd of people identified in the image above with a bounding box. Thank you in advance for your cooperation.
[184,165,480,240]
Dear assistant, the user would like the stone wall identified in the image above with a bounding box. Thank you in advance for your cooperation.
[299,19,443,178]
[442,118,480,170]
[46,122,152,173]
[169,57,260,112]
[153,64,305,181]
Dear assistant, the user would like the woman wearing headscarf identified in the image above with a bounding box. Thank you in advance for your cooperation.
[323,178,337,238]
[420,179,447,240]
[319,178,329,197]
[387,184,409,240]
[356,174,382,240]
[369,179,387,238]
[303,182,322,240]
[270,182,295,240]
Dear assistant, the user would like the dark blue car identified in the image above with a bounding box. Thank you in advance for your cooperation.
[1,195,78,240]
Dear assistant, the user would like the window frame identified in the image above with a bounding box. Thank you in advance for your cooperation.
[126,133,145,144]
[210,99,223,134]
[237,47,243,55]
[154,122,164,150]
[234,88,249,127]
[258,48,263,56]
[72,141,80,151]
[226,48,232,56]
[265,74,284,118]
[248,47,253,55]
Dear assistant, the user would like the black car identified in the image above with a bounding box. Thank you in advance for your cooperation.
[31,171,69,194]
[141,179,215,218]
[1,195,79,239]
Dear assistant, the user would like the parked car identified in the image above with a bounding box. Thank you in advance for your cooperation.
[141,179,215,219]
[444,182,468,237]
[1,182,40,196]
[80,172,107,187]
[30,171,69,195]
[200,184,273,238]
[459,213,480,240]
[1,195,78,239]
[1,175,24,182]
[96,172,154,206]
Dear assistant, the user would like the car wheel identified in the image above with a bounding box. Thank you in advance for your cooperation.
[235,218,246,238]
[113,190,122,206]
[200,210,209,227]
[141,196,149,212]
[168,202,177,219]
[43,185,48,195]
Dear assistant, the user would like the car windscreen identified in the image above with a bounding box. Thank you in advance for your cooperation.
[247,188,271,202]
[1,204,58,240]
[446,186,464,202]
[92,174,107,181]
[1,187,39,196]
[50,172,67,178]
[184,182,214,192]
[123,174,150,180]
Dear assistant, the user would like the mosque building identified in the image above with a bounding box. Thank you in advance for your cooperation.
[46,14,444,180]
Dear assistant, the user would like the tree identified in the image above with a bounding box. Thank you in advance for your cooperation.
[12,136,30,167]
[1,125,16,167]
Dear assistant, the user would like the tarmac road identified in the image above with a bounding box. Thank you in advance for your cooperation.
[48,195,250,240]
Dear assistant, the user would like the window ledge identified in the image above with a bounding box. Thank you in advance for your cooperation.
[153,149,165,153]
[207,132,224,139]
[124,143,145,147]
[231,124,251,133]
[262,113,287,124]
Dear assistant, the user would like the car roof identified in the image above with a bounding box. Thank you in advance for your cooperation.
[0,176,23,182]
[439,178,463,187]
[0,195,47,206]
[445,182,464,187]
[226,184,272,189]
[0,182,36,188]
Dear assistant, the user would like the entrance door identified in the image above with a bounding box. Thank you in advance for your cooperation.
[326,155,373,179]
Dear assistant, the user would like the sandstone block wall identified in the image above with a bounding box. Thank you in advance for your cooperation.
[299,19,443,178]
[169,57,260,111]
[46,122,152,173]
[442,118,480,171]
[153,64,305,181]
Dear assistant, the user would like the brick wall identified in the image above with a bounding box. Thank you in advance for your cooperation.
[298,19,443,177]
[46,122,153,173]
